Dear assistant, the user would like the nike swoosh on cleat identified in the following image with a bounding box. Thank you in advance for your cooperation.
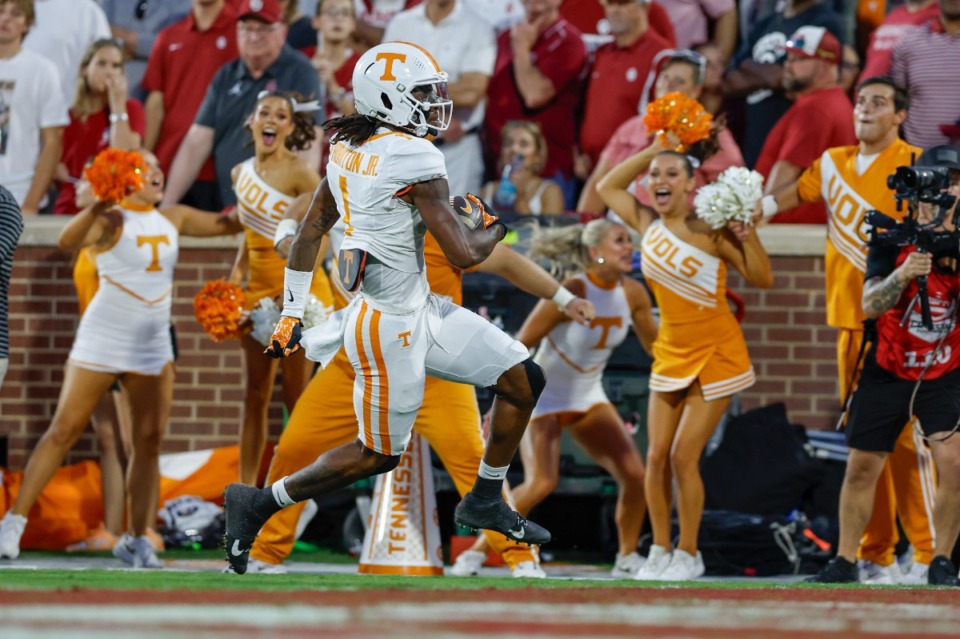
[231,539,247,557]
[508,526,525,539]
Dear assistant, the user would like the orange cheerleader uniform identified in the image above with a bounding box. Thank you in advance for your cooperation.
[641,220,754,401]
[233,159,333,310]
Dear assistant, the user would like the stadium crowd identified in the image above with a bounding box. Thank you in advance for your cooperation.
[1,0,960,585]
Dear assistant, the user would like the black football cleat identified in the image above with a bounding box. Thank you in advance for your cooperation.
[805,556,859,583]
[223,483,264,575]
[454,492,551,545]
[928,556,960,587]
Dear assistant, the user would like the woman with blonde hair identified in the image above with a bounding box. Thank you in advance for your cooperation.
[597,138,773,581]
[0,150,242,566]
[229,91,334,485]
[481,121,565,216]
[55,38,144,215]
[452,218,658,579]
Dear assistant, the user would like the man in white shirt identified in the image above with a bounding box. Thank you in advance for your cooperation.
[22,0,110,107]
[0,0,69,213]
[383,0,495,196]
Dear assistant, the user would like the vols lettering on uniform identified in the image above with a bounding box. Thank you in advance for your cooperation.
[820,153,875,272]
[330,142,381,176]
[236,172,288,218]
[136,235,170,272]
[641,222,719,308]
[644,225,703,278]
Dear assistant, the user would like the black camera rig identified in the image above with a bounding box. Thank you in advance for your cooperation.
[865,165,958,330]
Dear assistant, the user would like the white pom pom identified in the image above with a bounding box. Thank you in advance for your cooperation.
[249,297,281,347]
[302,294,332,329]
[694,167,765,229]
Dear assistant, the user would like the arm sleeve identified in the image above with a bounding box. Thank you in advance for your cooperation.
[38,61,70,128]
[537,33,586,94]
[386,138,448,188]
[864,243,899,282]
[777,105,840,169]
[796,155,825,203]
[126,99,147,137]
[194,68,226,127]
[142,29,168,93]
[462,21,496,75]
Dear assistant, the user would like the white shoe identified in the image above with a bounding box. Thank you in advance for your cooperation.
[249,558,287,574]
[899,561,929,585]
[512,560,546,578]
[658,549,705,581]
[634,545,672,580]
[449,550,486,576]
[0,511,27,559]
[611,551,645,578]
[859,560,900,585]
[113,533,163,569]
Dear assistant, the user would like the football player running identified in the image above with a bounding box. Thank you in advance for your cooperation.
[222,41,592,574]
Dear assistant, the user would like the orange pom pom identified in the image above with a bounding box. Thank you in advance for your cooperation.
[193,279,246,343]
[643,92,714,152]
[83,148,147,203]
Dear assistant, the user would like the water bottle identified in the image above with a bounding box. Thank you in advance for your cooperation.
[494,155,523,208]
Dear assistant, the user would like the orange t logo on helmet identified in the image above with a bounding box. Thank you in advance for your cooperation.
[376,52,407,81]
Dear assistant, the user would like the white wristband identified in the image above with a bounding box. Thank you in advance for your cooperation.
[108,112,129,123]
[282,267,313,319]
[761,194,779,219]
[550,285,576,309]
[273,218,298,249]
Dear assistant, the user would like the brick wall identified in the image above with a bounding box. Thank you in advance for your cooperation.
[0,223,840,469]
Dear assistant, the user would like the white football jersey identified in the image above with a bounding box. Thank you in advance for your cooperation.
[327,128,446,273]
[326,128,446,313]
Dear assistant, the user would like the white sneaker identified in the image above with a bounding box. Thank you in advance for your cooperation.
[859,560,900,585]
[611,551,645,578]
[113,533,163,569]
[634,545,672,580]
[249,558,287,574]
[449,550,486,576]
[899,561,929,585]
[0,511,27,559]
[658,549,705,581]
[512,560,546,578]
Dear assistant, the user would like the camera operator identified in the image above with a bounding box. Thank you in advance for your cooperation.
[762,76,934,584]
[809,144,960,586]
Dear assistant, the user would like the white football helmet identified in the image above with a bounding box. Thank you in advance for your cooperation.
[352,41,453,138]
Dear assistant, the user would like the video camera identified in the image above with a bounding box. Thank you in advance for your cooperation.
[865,164,959,330]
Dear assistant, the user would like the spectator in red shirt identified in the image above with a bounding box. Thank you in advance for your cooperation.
[54,39,145,215]
[309,0,360,122]
[756,25,856,224]
[142,0,239,211]
[576,49,743,213]
[559,0,675,50]
[859,0,938,81]
[485,0,588,208]
[578,0,671,177]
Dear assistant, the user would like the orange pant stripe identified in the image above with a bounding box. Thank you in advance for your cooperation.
[368,308,391,454]
[355,302,375,449]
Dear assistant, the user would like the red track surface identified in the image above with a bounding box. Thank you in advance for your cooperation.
[4,586,960,638]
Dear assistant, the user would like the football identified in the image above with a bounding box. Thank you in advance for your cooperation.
[451,195,484,230]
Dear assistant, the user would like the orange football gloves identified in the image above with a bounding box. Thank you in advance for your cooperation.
[265,316,303,358]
